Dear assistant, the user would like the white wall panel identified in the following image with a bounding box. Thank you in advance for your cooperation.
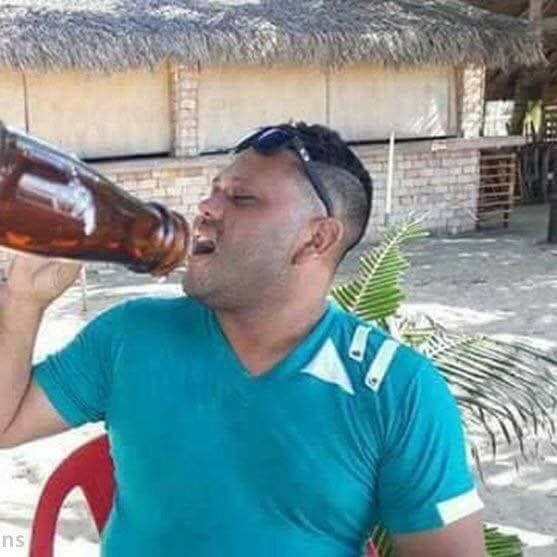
[26,66,171,159]
[329,65,457,141]
[0,71,26,130]
[198,65,327,152]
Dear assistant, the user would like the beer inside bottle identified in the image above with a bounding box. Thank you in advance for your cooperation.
[0,122,188,274]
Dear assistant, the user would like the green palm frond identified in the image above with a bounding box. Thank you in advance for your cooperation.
[331,216,428,322]
[370,524,524,557]
[484,527,523,557]
[397,313,437,345]
[415,326,557,458]
[370,525,394,557]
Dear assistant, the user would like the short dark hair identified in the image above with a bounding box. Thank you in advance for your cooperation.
[286,122,373,259]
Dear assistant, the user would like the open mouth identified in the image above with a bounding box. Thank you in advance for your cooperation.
[190,235,217,257]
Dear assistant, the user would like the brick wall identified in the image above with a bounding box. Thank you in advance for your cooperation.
[357,145,479,237]
[170,63,200,157]
[456,64,486,139]
[103,157,227,219]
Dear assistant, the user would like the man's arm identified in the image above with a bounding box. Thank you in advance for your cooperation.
[392,512,486,557]
[375,351,485,553]
[0,255,81,449]
[0,380,69,448]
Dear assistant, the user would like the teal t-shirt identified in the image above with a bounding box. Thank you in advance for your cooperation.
[33,297,482,556]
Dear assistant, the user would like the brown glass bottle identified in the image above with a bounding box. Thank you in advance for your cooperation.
[0,122,189,275]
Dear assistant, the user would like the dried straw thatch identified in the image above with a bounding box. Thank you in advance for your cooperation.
[0,0,545,73]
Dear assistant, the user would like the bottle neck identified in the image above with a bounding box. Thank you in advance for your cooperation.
[141,202,189,275]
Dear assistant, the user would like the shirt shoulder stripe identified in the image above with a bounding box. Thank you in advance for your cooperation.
[437,489,484,525]
[365,338,399,392]
[349,325,372,362]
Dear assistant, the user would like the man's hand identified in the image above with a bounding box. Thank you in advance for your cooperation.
[0,254,80,449]
[4,254,82,308]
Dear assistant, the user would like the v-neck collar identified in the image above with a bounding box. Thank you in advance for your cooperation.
[208,301,337,382]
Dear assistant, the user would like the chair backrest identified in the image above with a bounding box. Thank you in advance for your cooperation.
[367,541,380,557]
[29,434,114,557]
[29,433,379,557]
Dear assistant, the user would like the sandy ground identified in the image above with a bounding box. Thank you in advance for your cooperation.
[0,204,555,556]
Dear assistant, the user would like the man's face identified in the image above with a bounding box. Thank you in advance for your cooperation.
[182,149,313,309]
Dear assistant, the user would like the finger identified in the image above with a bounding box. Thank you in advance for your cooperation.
[34,260,82,286]
[8,253,50,274]
[50,261,82,283]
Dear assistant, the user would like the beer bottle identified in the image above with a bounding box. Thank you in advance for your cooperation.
[0,122,189,275]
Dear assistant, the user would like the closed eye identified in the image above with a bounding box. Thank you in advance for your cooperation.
[232,195,256,203]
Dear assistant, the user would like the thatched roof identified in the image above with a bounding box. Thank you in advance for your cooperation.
[0,0,545,73]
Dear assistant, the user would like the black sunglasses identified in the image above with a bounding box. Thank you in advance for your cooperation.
[233,127,334,217]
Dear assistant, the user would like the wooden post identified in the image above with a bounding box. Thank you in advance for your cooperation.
[548,198,557,243]
[549,145,557,241]
[527,1,557,242]
[385,131,395,228]
[510,0,543,136]
[530,0,544,37]
[79,265,88,313]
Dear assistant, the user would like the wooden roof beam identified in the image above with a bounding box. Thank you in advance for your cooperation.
[520,0,556,17]
[529,0,544,19]
[472,0,527,17]
[543,15,557,32]
[529,0,545,40]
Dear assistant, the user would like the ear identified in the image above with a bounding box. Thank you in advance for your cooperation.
[292,218,344,265]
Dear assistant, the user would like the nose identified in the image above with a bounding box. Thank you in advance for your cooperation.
[197,191,224,221]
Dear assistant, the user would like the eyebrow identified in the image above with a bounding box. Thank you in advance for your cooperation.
[211,175,251,187]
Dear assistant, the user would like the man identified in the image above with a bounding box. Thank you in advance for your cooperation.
[0,123,485,556]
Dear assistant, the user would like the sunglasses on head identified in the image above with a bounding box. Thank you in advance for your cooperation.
[233,126,334,217]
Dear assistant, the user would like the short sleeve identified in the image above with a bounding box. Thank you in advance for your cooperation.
[377,359,483,534]
[33,302,127,428]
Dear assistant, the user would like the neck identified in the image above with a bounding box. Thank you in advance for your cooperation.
[215,294,328,376]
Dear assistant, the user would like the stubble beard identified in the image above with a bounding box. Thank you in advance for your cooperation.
[182,247,291,311]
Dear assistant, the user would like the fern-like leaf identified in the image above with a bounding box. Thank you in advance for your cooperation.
[331,216,427,322]
[370,524,524,557]
[416,327,557,458]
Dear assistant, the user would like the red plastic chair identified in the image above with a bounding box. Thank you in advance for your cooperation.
[29,434,379,556]
[29,435,114,557]
[367,541,380,557]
